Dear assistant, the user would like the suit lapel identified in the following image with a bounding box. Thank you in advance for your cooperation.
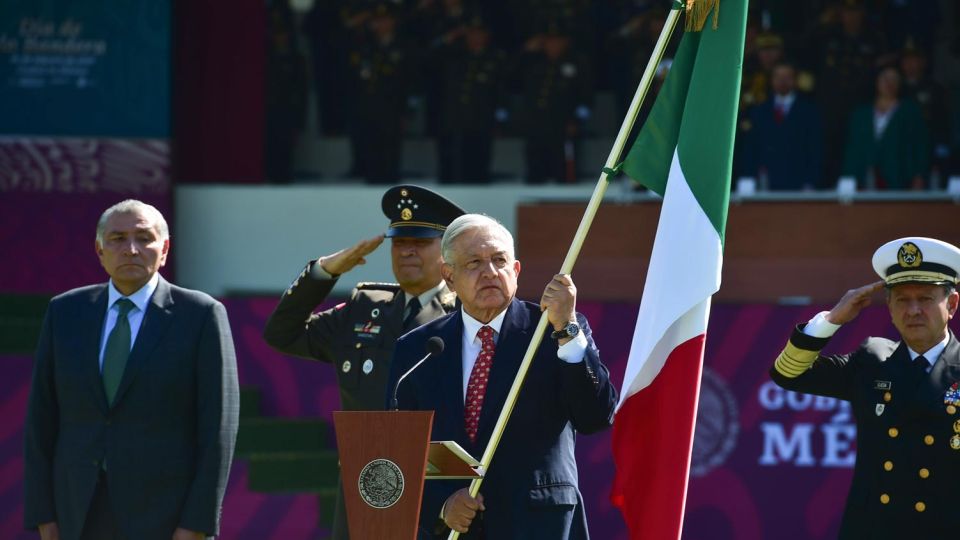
[386,290,412,340]
[82,285,110,414]
[112,276,175,407]
[476,300,533,445]
[436,311,466,438]
[919,332,960,410]
[415,283,456,328]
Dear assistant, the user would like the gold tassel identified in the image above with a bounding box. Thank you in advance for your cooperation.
[685,0,720,32]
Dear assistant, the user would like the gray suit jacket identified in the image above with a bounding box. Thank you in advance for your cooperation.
[23,276,240,540]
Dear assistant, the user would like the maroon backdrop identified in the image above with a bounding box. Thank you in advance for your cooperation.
[173,0,265,183]
[6,296,953,538]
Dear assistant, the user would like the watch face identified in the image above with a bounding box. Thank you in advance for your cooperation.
[566,323,580,337]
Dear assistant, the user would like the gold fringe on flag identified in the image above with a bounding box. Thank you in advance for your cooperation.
[685,0,719,31]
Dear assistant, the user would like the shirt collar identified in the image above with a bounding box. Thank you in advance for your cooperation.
[774,92,795,109]
[907,333,951,364]
[461,306,507,342]
[407,281,445,309]
[108,272,159,313]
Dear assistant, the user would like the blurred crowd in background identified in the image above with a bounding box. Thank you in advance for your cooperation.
[264,0,960,190]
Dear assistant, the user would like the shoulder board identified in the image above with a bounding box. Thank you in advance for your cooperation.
[356,282,401,292]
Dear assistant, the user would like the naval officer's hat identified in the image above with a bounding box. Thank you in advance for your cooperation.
[381,185,466,238]
[872,237,960,287]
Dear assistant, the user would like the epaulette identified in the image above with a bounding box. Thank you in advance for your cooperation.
[356,282,401,292]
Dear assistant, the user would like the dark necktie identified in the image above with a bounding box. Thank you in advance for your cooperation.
[403,296,422,330]
[102,298,135,405]
[464,326,495,443]
[913,355,930,374]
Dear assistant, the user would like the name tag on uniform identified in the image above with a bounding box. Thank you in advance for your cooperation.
[873,380,892,390]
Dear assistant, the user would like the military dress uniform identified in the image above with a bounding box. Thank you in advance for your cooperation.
[346,5,415,183]
[770,237,960,539]
[518,35,593,183]
[263,184,465,539]
[437,37,506,183]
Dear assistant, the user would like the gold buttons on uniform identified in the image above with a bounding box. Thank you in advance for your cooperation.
[919,468,930,479]
[888,427,899,438]
[915,502,926,512]
[883,461,893,471]
[924,435,934,445]
[883,392,892,402]
[880,494,890,504]
[948,405,957,415]
[355,343,362,349]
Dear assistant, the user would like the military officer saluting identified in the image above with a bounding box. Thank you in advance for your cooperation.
[263,185,464,539]
[770,237,960,539]
[264,184,465,409]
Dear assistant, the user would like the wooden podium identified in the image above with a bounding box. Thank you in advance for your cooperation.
[334,411,483,540]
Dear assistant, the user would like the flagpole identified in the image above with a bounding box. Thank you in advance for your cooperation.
[447,6,683,539]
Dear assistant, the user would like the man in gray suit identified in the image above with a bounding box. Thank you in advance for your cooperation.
[24,200,240,540]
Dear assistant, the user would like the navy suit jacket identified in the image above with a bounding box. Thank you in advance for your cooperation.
[388,298,617,539]
[23,276,240,540]
[743,96,823,190]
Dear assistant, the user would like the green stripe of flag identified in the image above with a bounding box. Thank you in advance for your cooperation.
[622,3,747,244]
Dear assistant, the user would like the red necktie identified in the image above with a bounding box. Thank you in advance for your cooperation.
[464,326,495,443]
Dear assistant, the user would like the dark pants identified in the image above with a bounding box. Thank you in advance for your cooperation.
[525,135,567,184]
[438,131,493,183]
[81,472,121,540]
[332,477,350,539]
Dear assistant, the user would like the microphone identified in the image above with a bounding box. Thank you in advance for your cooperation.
[391,336,444,410]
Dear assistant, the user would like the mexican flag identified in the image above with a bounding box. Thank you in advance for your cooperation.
[610,1,747,538]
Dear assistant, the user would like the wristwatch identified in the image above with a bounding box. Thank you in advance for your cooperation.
[551,321,581,340]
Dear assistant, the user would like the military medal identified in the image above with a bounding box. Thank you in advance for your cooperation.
[371,308,380,318]
[944,382,960,406]
[363,359,374,374]
[342,360,352,373]
[875,404,885,416]
[951,434,960,451]
[354,322,382,340]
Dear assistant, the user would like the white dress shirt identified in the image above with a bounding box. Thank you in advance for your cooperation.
[459,307,588,401]
[803,310,948,373]
[98,273,159,371]
[773,92,796,116]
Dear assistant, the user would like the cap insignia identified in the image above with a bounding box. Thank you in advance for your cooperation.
[401,207,413,220]
[897,242,922,268]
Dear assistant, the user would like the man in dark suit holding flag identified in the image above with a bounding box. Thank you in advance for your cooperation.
[24,200,239,540]
[389,214,617,539]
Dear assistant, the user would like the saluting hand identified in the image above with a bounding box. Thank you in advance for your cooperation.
[442,488,485,534]
[826,281,885,325]
[319,234,385,276]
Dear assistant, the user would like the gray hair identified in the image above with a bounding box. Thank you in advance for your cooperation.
[441,214,515,263]
[96,199,169,244]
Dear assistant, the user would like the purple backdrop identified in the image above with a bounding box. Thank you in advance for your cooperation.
[4,297,956,539]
